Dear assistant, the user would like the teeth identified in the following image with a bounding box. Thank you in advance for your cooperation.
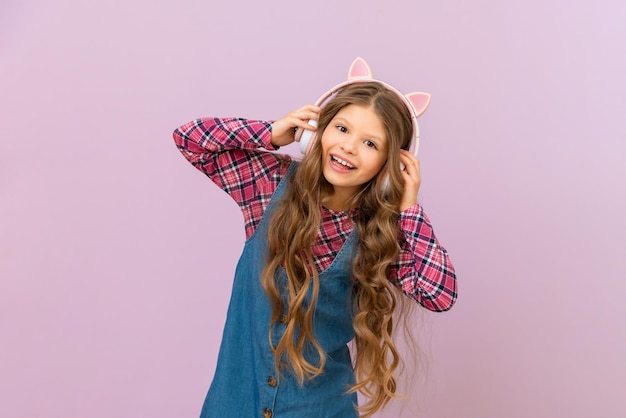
[332,156,355,169]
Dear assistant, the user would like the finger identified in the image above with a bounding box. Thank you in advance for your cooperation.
[292,105,321,118]
[400,151,420,166]
[399,149,418,162]
[290,117,318,131]
[400,155,420,180]
[399,152,416,172]
[284,111,318,125]
[295,110,321,124]
[401,167,420,188]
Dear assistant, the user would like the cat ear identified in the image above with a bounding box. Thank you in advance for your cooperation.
[405,92,431,117]
[348,57,373,80]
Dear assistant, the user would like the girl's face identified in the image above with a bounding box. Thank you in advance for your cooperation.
[320,104,388,203]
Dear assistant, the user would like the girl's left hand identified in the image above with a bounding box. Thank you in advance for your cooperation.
[399,150,421,212]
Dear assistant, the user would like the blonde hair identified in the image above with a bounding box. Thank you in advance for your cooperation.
[261,82,415,417]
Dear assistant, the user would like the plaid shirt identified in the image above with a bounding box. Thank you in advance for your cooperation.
[173,117,457,312]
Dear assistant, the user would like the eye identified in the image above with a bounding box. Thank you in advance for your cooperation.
[364,140,378,149]
[336,125,348,133]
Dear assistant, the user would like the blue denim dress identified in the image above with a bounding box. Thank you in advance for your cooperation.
[200,162,359,418]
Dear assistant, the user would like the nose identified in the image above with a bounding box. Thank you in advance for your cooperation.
[340,136,358,154]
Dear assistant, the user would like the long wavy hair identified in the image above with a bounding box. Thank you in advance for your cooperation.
[261,82,415,417]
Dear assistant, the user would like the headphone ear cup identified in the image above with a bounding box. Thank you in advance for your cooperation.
[299,129,317,155]
[381,161,405,193]
[381,173,391,193]
[298,120,319,155]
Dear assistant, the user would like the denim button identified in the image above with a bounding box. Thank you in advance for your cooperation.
[263,408,273,418]
[267,376,277,387]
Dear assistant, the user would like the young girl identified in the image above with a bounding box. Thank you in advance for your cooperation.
[173,58,457,418]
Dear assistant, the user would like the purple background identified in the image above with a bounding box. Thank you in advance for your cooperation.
[1,1,625,417]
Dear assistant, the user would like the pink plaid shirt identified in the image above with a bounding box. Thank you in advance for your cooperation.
[173,117,457,311]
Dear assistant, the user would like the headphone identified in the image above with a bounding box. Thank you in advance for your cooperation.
[294,57,431,192]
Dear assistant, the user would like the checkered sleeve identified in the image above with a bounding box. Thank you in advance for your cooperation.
[172,117,291,237]
[389,204,457,312]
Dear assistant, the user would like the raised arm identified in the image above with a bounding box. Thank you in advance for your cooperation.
[389,204,457,312]
[173,117,291,237]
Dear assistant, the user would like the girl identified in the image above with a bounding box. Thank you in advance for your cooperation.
[173,58,457,418]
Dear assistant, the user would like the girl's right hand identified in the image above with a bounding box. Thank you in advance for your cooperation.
[271,105,321,147]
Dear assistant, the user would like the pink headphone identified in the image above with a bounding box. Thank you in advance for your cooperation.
[295,57,432,156]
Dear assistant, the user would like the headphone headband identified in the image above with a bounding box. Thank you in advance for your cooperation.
[297,57,431,156]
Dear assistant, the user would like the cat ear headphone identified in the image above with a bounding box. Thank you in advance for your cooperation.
[294,57,432,159]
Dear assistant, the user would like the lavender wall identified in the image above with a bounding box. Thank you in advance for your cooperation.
[1,1,624,417]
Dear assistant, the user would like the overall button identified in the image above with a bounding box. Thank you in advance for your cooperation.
[267,376,277,387]
[263,408,273,418]
[279,314,288,324]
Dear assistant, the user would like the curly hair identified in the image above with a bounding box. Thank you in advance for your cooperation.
[260,82,415,417]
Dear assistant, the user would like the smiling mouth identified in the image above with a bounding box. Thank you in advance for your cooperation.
[331,155,355,169]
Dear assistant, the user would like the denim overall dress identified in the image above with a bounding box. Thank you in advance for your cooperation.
[200,162,359,418]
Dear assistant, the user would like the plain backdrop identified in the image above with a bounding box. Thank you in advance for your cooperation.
[1,0,625,417]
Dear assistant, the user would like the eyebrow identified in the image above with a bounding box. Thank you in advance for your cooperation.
[334,117,385,144]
